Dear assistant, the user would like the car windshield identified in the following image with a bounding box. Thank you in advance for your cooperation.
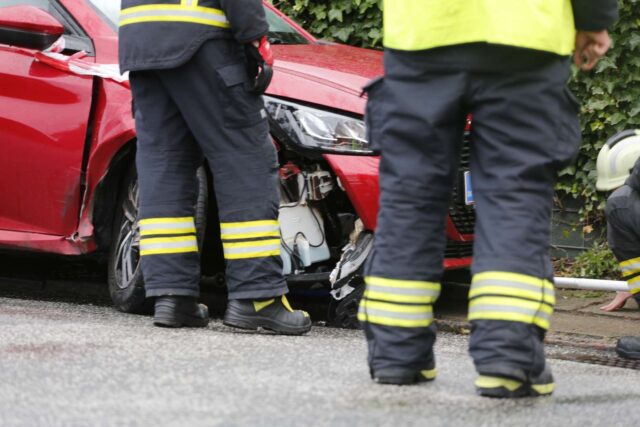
[86,0,309,45]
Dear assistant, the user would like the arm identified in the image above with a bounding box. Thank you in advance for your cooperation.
[571,0,619,32]
[220,0,269,43]
[571,0,619,70]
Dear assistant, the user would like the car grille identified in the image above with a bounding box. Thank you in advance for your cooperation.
[444,240,474,258]
[448,132,475,235]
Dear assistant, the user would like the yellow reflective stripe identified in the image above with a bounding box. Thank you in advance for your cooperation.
[357,312,433,328]
[224,249,281,260]
[140,227,196,236]
[360,299,433,314]
[220,231,281,240]
[468,311,550,330]
[220,220,280,241]
[139,217,196,236]
[364,290,437,304]
[469,296,554,315]
[139,217,193,225]
[474,271,553,290]
[220,220,279,230]
[475,376,523,392]
[620,256,640,268]
[223,239,281,249]
[469,285,556,306]
[121,4,225,16]
[120,15,228,27]
[120,4,229,28]
[365,276,440,291]
[140,235,198,255]
[140,246,199,256]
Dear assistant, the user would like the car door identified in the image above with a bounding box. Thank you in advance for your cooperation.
[0,0,94,236]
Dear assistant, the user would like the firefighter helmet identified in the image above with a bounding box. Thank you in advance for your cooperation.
[596,130,640,191]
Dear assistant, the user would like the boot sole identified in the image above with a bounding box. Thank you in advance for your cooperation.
[153,313,209,328]
[223,313,311,336]
[616,347,640,360]
[374,368,437,385]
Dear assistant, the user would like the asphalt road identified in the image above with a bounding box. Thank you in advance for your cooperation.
[2,288,640,427]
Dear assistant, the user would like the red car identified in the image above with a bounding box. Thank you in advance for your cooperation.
[0,0,474,327]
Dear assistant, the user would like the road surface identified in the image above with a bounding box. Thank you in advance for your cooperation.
[1,286,639,427]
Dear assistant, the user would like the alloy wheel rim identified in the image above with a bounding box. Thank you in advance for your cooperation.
[115,180,140,290]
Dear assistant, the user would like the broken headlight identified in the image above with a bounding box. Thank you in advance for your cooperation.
[264,96,372,155]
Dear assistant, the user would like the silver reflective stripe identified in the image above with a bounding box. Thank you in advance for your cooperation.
[628,279,640,293]
[140,220,195,234]
[468,304,551,322]
[471,279,543,295]
[140,238,197,252]
[367,284,440,298]
[223,241,281,257]
[621,262,640,274]
[364,308,433,321]
[222,224,279,235]
[121,8,229,24]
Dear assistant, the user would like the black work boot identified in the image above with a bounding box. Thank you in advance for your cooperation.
[153,296,209,328]
[223,295,312,335]
[373,351,437,385]
[617,336,640,360]
[475,364,554,398]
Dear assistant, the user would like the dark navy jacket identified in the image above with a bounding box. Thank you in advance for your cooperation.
[119,0,268,72]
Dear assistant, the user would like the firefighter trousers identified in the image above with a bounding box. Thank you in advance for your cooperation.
[359,47,581,380]
[606,185,640,302]
[130,39,287,300]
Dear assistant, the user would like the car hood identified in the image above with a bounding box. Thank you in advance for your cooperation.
[268,44,383,116]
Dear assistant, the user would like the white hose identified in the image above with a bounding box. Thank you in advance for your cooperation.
[554,277,629,292]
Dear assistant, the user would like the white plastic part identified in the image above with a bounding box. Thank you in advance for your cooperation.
[554,277,629,292]
[278,204,330,274]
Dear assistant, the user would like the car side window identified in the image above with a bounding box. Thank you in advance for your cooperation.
[1,0,73,35]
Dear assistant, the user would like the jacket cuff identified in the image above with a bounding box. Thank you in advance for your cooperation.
[572,0,619,31]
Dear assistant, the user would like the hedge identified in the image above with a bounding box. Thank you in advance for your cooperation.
[273,0,640,224]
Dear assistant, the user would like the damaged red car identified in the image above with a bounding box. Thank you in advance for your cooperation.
[0,0,474,327]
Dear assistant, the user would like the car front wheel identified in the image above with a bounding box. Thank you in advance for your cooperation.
[107,166,208,313]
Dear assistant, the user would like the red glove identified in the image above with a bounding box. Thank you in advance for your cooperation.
[245,35,274,94]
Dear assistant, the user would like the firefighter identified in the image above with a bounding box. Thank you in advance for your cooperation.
[118,0,311,334]
[358,0,618,397]
[596,130,640,360]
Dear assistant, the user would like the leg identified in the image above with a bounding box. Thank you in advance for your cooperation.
[159,40,286,300]
[130,71,203,299]
[159,40,310,334]
[360,50,467,382]
[606,188,640,305]
[467,57,580,396]
[130,71,208,328]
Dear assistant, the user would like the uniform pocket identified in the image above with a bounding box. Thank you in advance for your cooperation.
[553,86,582,168]
[362,77,386,154]
[216,63,267,129]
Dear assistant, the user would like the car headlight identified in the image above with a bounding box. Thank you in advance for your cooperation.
[264,96,372,155]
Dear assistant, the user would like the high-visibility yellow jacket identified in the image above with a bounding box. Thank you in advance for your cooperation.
[384,0,576,55]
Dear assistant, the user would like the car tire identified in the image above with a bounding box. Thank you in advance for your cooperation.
[327,279,365,329]
[107,166,208,313]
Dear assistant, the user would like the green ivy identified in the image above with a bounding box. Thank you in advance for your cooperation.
[274,0,640,223]
[272,0,383,48]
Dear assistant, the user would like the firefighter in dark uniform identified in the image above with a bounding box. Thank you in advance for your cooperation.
[358,0,618,397]
[118,0,311,334]
[596,130,640,360]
